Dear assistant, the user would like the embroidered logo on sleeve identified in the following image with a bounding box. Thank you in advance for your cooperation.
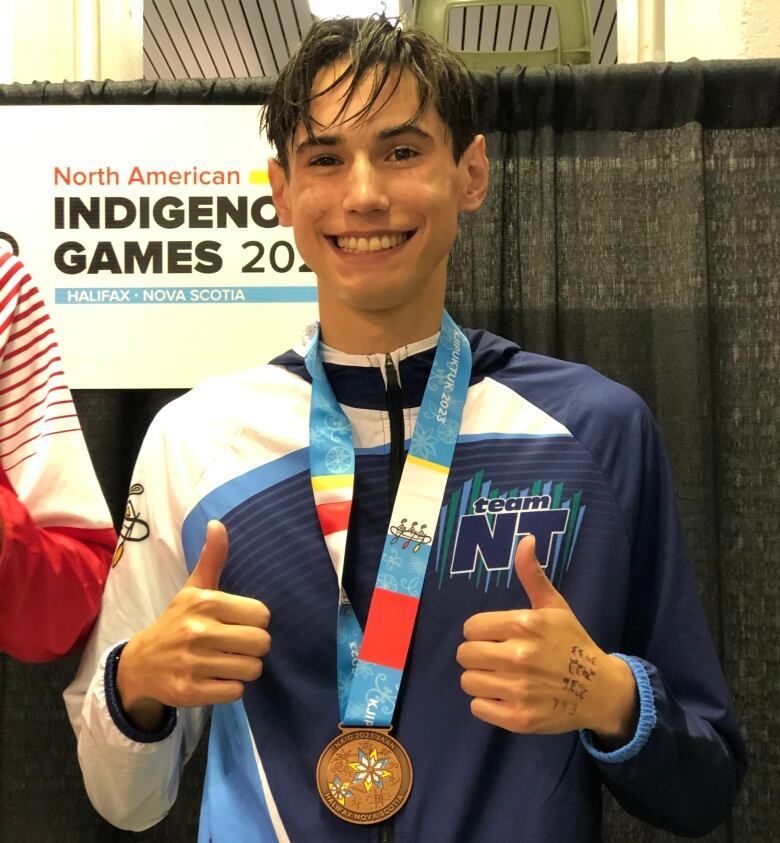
[112,483,150,567]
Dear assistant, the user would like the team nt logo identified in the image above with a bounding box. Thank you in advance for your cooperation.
[436,474,586,592]
[451,494,569,575]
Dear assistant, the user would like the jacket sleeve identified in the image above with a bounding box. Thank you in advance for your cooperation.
[578,394,747,836]
[0,251,116,662]
[63,400,209,832]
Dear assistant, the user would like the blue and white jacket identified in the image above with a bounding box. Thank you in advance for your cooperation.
[65,327,746,842]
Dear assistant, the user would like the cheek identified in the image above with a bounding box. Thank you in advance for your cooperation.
[292,183,331,219]
[288,186,329,255]
[405,179,461,225]
[414,185,461,243]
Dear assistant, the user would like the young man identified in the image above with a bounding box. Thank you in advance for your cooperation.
[65,16,745,842]
[0,250,115,661]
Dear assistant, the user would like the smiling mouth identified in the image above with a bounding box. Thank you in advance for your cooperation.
[330,231,414,254]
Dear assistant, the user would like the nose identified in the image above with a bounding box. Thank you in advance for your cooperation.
[342,157,390,215]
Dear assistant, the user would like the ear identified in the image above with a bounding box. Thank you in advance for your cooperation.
[457,134,489,213]
[267,158,293,227]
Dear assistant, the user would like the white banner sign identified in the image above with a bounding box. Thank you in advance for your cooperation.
[0,105,318,387]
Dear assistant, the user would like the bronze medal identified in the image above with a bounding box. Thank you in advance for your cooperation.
[316,727,413,824]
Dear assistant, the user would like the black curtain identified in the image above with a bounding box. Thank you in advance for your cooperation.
[0,60,777,842]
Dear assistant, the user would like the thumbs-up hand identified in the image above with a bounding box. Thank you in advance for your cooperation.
[117,521,271,731]
[457,536,637,744]
[186,518,230,590]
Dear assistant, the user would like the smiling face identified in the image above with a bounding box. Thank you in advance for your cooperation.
[268,60,488,352]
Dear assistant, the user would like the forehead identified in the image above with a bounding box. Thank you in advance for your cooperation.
[295,59,441,141]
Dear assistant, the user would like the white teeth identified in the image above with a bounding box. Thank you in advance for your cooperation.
[335,232,409,252]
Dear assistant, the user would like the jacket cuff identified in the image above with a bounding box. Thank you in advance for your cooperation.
[104,641,177,744]
[579,653,656,764]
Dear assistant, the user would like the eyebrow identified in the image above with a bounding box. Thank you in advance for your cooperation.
[293,121,434,156]
[377,122,433,143]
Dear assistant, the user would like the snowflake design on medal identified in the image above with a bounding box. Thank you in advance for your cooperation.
[326,446,353,474]
[350,748,391,792]
[410,424,439,461]
[328,774,354,805]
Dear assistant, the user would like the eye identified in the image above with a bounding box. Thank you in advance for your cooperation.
[388,146,419,163]
[309,154,341,167]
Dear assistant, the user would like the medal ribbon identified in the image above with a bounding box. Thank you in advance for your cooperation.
[305,312,471,728]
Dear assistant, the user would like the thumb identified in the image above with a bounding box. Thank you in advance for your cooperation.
[187,520,228,590]
[514,535,568,610]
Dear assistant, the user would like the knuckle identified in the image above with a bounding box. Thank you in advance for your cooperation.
[171,674,191,705]
[196,590,219,613]
[508,677,527,704]
[182,617,206,645]
[508,644,527,669]
[508,612,532,636]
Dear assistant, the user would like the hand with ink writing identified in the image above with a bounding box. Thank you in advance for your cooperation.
[117,520,271,731]
[457,536,637,747]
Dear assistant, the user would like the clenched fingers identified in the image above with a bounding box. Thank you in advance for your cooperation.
[194,652,265,683]
[457,639,541,672]
[461,669,516,701]
[204,625,271,659]
[182,588,271,628]
[462,609,540,642]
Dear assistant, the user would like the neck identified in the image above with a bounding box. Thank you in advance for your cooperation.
[318,298,445,355]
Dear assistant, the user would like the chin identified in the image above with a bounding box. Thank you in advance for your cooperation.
[342,285,420,311]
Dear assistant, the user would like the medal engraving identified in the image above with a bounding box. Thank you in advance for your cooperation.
[316,728,413,824]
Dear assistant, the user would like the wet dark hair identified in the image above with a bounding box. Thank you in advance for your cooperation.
[261,15,478,171]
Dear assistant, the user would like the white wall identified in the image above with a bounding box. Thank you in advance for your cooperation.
[3,0,143,84]
[740,0,780,58]
[618,0,780,62]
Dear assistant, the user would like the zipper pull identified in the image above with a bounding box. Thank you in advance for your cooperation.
[385,353,400,390]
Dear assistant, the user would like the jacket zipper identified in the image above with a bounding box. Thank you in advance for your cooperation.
[385,353,405,504]
[379,353,403,843]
